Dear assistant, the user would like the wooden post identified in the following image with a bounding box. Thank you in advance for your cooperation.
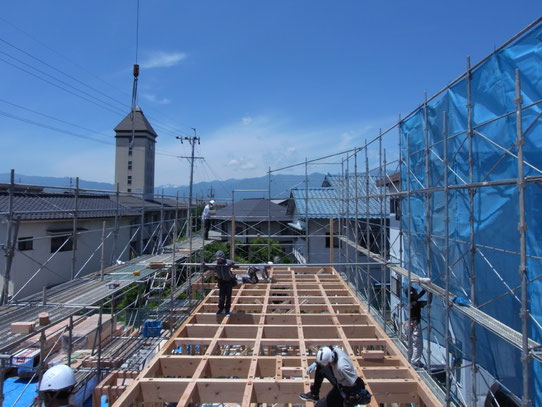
[329,216,334,264]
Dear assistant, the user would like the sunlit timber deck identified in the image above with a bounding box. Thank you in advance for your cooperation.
[111,265,442,406]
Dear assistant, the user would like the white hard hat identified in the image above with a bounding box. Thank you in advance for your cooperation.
[210,200,215,205]
[267,261,273,265]
[39,364,76,392]
[316,346,334,366]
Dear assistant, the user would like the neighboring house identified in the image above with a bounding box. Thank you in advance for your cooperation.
[0,107,192,300]
[211,198,292,244]
[287,174,389,304]
[0,186,138,299]
[376,171,402,300]
[0,185,188,300]
[112,195,188,256]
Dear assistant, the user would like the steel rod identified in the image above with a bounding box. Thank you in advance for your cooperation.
[71,177,79,280]
[515,69,531,407]
[467,55,479,406]
[423,93,433,372]
[443,111,452,406]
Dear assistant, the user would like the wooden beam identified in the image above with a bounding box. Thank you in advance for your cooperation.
[110,266,443,407]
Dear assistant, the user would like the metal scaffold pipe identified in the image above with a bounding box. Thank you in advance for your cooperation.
[515,69,531,407]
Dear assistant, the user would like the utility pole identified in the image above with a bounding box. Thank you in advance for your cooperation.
[177,129,203,296]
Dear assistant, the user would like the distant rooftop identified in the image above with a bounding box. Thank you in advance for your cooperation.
[213,198,291,222]
[0,192,140,220]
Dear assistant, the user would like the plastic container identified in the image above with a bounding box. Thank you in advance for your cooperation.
[142,320,162,337]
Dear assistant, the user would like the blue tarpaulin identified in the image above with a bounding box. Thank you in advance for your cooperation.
[3,377,38,407]
[400,19,542,405]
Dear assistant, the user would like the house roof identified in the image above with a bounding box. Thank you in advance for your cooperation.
[112,195,189,211]
[114,107,158,138]
[0,192,140,221]
[213,198,292,222]
[289,173,388,219]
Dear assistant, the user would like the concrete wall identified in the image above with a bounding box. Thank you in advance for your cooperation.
[0,217,133,299]
[115,135,155,198]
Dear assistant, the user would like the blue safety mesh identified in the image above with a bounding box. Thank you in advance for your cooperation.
[400,20,542,404]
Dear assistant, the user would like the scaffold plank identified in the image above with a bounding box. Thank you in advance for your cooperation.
[339,235,542,362]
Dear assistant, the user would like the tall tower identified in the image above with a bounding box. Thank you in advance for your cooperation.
[114,106,157,199]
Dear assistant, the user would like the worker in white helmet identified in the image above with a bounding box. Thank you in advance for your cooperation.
[300,346,371,406]
[39,364,76,407]
[202,199,215,240]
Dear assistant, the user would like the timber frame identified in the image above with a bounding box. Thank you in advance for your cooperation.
[111,266,442,406]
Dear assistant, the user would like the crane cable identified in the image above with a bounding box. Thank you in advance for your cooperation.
[130,0,141,147]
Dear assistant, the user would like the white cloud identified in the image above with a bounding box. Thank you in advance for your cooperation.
[140,51,187,69]
[142,93,171,105]
[153,114,398,185]
[242,116,253,125]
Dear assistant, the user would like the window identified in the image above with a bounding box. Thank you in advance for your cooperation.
[18,236,33,251]
[128,146,133,156]
[128,160,132,170]
[51,236,73,253]
[127,175,132,185]
[127,188,131,193]
[391,275,401,297]
[325,232,341,249]
[390,198,401,220]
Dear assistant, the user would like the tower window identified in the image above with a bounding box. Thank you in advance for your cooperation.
[127,176,132,185]
[128,160,132,170]
[128,147,133,156]
[127,188,131,193]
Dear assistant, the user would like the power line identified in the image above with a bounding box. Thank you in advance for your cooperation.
[0,97,113,140]
[0,36,128,111]
[0,105,184,159]
[0,109,113,145]
[0,31,198,137]
[0,27,198,139]
[0,54,125,117]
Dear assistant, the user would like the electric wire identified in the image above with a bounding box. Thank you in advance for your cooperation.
[0,105,183,159]
[0,53,125,116]
[0,33,196,138]
[0,36,128,110]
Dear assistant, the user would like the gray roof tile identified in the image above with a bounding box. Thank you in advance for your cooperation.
[0,192,140,220]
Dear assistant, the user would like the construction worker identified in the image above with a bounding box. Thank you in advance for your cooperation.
[300,346,371,406]
[39,364,76,407]
[201,199,215,240]
[202,250,237,315]
[406,286,432,368]
[241,262,272,284]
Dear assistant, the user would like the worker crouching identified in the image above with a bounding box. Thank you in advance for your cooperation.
[300,346,371,406]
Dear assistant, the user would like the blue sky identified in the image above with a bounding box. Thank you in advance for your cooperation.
[0,1,540,186]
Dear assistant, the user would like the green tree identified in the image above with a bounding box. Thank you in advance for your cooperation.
[247,237,285,263]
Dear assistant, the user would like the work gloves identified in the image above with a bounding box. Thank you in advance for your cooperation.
[306,362,318,375]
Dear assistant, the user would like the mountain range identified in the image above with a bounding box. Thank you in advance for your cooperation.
[0,172,327,201]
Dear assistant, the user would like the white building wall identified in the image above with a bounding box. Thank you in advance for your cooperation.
[0,217,133,299]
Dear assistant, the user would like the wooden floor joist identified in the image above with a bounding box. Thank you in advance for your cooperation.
[111,266,442,407]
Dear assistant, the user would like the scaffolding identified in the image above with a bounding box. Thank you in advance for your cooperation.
[0,178,213,407]
[1,16,541,407]
[197,16,542,407]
